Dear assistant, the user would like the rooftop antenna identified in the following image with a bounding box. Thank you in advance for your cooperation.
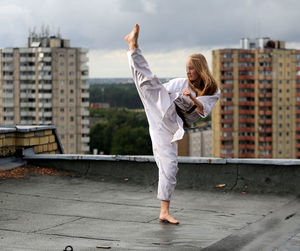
[45,25,50,38]
[57,27,61,38]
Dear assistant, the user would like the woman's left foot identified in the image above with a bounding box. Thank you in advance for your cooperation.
[159,214,180,224]
[124,24,139,50]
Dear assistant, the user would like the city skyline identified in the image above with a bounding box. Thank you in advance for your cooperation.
[0,0,300,78]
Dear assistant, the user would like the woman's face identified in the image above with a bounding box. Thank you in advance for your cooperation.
[186,58,200,82]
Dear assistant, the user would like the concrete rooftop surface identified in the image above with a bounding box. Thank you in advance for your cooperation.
[0,166,299,251]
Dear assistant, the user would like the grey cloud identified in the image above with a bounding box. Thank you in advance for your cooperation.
[0,0,299,51]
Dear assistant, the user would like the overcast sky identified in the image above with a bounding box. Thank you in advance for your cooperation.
[0,0,299,78]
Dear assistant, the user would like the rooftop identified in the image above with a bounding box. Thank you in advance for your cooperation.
[0,155,299,250]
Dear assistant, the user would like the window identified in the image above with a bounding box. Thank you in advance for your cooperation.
[59,53,64,58]
[60,98,64,103]
[60,108,64,112]
[60,89,64,94]
[60,80,64,86]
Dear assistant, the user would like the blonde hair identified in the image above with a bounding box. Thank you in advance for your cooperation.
[187,53,218,96]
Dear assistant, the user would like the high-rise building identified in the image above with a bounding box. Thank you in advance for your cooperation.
[178,122,212,157]
[0,31,90,154]
[212,38,300,159]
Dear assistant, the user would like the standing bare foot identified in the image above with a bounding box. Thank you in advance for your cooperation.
[124,24,139,51]
[159,200,179,224]
[159,214,180,224]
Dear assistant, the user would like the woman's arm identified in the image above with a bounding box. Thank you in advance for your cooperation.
[182,88,204,116]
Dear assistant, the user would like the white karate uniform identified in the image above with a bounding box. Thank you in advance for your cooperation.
[127,48,220,201]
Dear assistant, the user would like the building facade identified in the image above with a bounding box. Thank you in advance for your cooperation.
[212,38,300,158]
[178,122,212,157]
[0,32,90,154]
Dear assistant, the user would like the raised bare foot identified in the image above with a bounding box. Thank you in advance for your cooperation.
[124,24,139,51]
[159,214,180,224]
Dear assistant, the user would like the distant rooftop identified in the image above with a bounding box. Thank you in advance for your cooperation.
[27,26,70,48]
[240,37,285,49]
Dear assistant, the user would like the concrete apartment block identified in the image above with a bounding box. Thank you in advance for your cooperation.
[0,32,90,154]
[212,38,300,159]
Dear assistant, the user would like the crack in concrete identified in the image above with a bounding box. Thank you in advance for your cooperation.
[0,207,157,224]
[32,217,84,234]
[39,232,121,242]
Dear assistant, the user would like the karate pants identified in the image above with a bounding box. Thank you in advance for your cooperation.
[127,48,182,201]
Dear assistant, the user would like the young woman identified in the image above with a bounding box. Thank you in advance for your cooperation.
[125,24,220,224]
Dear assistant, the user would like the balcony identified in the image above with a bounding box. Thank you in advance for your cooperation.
[82,137,90,143]
[220,144,233,150]
[81,127,90,134]
[2,93,13,99]
[20,57,35,63]
[239,144,255,150]
[222,84,233,89]
[259,136,272,142]
[258,119,272,124]
[220,57,233,62]
[258,101,272,106]
[82,119,89,125]
[39,84,52,90]
[20,75,36,81]
[239,118,255,124]
[258,110,272,115]
[239,153,255,158]
[221,136,233,141]
[222,93,233,98]
[81,109,89,116]
[221,101,233,106]
[221,127,233,132]
[80,55,89,62]
[20,93,36,99]
[239,101,255,106]
[80,64,89,71]
[238,58,254,62]
[221,119,233,124]
[238,75,254,80]
[239,110,254,115]
[239,84,255,89]
[259,93,272,98]
[3,75,13,80]
[20,66,36,71]
[238,66,254,71]
[4,111,14,117]
[38,93,52,99]
[239,127,255,132]
[239,92,255,98]
[221,75,233,80]
[81,75,89,80]
[221,110,233,115]
[239,136,255,141]
[38,75,52,80]
[81,92,90,98]
[258,145,272,151]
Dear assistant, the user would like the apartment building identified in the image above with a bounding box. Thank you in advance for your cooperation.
[178,122,212,157]
[212,38,300,158]
[0,32,90,154]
